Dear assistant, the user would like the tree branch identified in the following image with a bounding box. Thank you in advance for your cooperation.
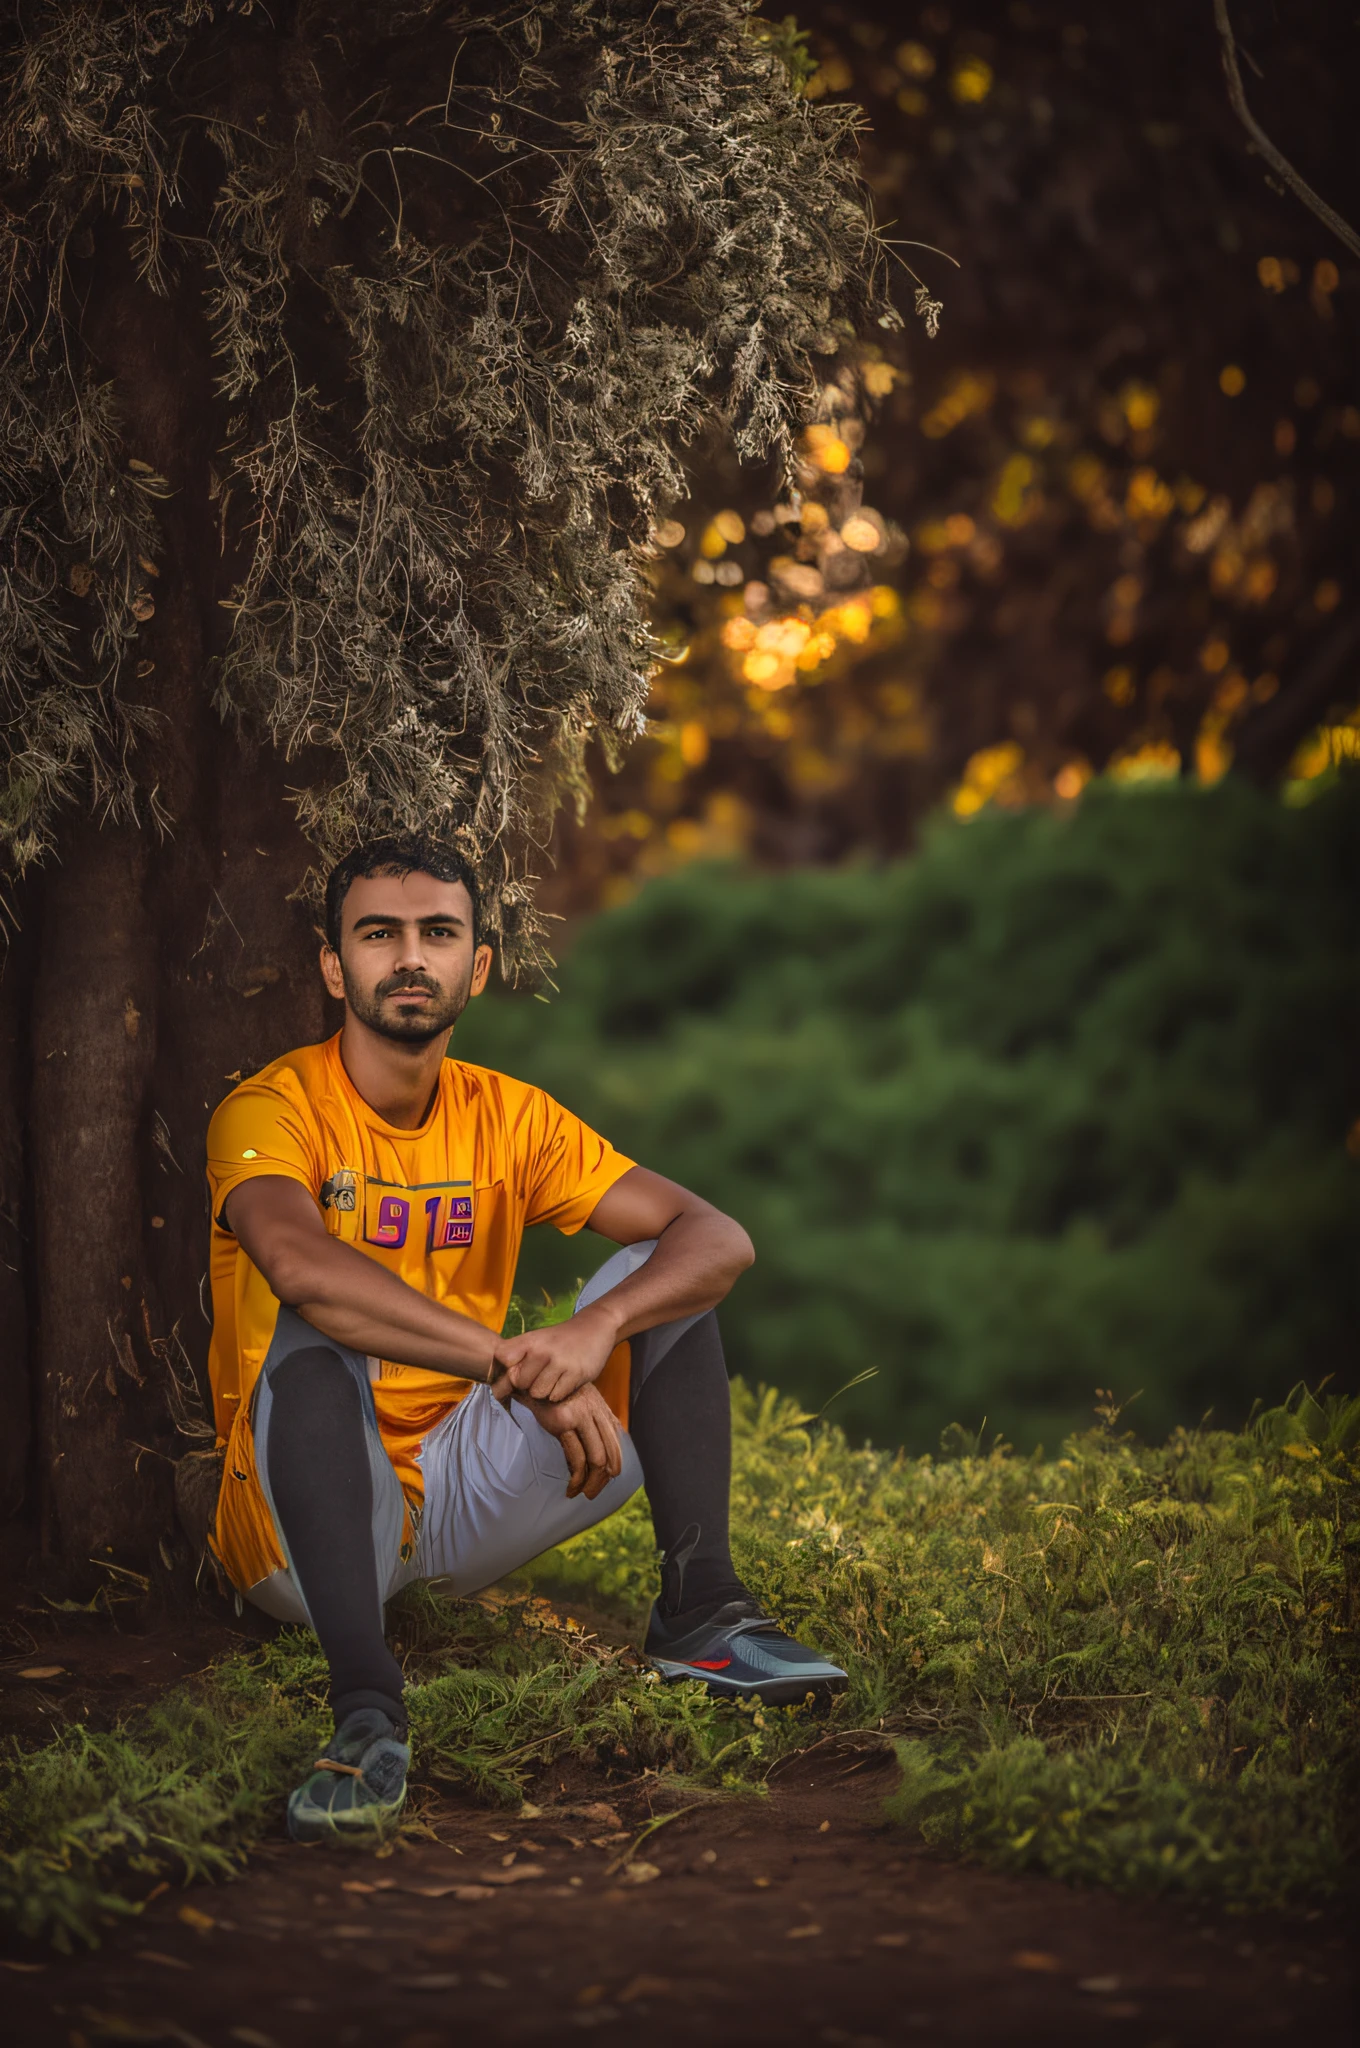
[1213,0,1360,261]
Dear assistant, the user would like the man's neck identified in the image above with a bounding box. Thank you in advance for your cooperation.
[337,1016,449,1129]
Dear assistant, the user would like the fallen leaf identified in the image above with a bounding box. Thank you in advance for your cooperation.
[407,1974,462,1993]
[619,1975,672,2003]
[399,1883,487,1901]
[500,1852,516,1867]
[128,459,156,474]
[518,1802,543,1820]
[475,1864,546,1886]
[786,1924,822,1940]
[17,1665,66,1680]
[80,2012,212,2048]
[0,1960,45,1972]
[818,1820,831,1832]
[137,1950,192,1970]
[618,1861,660,1886]
[872,1933,910,1948]
[1078,1975,1122,1995]
[131,592,155,622]
[342,1880,377,1894]
[68,564,93,597]
[1011,1951,1062,1973]
[753,1876,771,1888]
[562,1803,621,1830]
[178,1904,215,1932]
[487,1831,510,1842]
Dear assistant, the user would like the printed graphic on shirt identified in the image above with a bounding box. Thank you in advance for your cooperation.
[363,1178,474,1253]
[320,1166,358,1213]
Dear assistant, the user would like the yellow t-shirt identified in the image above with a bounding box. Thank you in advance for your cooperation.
[204,1035,634,1587]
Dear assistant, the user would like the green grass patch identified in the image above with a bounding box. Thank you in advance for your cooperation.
[2,1383,1356,1948]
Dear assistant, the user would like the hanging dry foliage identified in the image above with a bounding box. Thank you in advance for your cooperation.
[0,0,901,965]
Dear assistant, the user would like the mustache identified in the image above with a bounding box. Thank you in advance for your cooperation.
[376,970,440,998]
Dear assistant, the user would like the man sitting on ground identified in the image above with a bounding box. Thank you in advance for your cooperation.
[205,836,846,1844]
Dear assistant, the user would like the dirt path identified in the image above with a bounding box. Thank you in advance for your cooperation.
[1,1607,1352,2047]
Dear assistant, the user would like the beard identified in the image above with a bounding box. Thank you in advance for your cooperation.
[342,963,473,1045]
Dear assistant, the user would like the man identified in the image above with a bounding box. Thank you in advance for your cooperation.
[205,835,846,1845]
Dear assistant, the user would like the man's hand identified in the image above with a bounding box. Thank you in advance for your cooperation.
[493,1303,618,1404]
[523,1383,623,1500]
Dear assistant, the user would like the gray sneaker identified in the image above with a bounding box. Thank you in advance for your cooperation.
[645,1598,848,1705]
[286,1707,410,1846]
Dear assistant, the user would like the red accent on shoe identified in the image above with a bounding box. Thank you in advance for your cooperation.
[690,1658,733,1670]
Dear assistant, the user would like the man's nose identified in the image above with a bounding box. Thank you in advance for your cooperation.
[393,927,429,971]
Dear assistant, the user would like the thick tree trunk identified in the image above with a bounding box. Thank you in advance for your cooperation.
[31,822,163,1556]
[9,226,331,1563]
[0,910,34,1521]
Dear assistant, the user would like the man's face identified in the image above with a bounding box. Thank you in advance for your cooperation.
[320,869,492,1046]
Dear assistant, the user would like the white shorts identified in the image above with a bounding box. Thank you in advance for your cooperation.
[241,1241,692,1626]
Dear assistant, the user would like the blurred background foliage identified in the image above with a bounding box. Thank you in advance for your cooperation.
[537,0,1359,919]
[480,0,1360,1454]
[458,776,1360,1453]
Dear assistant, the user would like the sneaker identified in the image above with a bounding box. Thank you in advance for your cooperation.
[286,1707,410,1846]
[644,1597,849,1706]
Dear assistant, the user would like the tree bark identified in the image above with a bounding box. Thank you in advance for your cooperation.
[30,822,165,1557]
[15,223,332,1563]
[0,907,34,1521]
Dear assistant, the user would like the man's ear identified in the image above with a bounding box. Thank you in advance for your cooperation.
[469,943,494,998]
[319,943,346,1002]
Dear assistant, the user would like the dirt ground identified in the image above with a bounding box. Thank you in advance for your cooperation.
[1,1592,1353,2048]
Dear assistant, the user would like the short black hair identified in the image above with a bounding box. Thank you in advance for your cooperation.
[323,835,484,952]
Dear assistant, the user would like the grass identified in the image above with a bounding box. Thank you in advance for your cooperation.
[2,1378,1356,1948]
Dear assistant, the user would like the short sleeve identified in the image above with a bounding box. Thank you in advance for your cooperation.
[206,1076,324,1231]
[521,1089,635,1234]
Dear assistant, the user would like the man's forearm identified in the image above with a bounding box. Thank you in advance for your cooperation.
[583,1210,752,1346]
[285,1235,501,1379]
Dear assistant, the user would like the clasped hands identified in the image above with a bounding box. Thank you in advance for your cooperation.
[488,1304,623,1501]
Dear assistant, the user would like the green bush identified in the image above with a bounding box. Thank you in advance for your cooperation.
[457,777,1360,1451]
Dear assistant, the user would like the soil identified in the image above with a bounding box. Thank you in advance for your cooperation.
[1,1590,1353,2048]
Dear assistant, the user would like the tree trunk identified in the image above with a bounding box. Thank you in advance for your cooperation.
[0,905,35,1522]
[13,231,330,1564]
[30,822,163,1556]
